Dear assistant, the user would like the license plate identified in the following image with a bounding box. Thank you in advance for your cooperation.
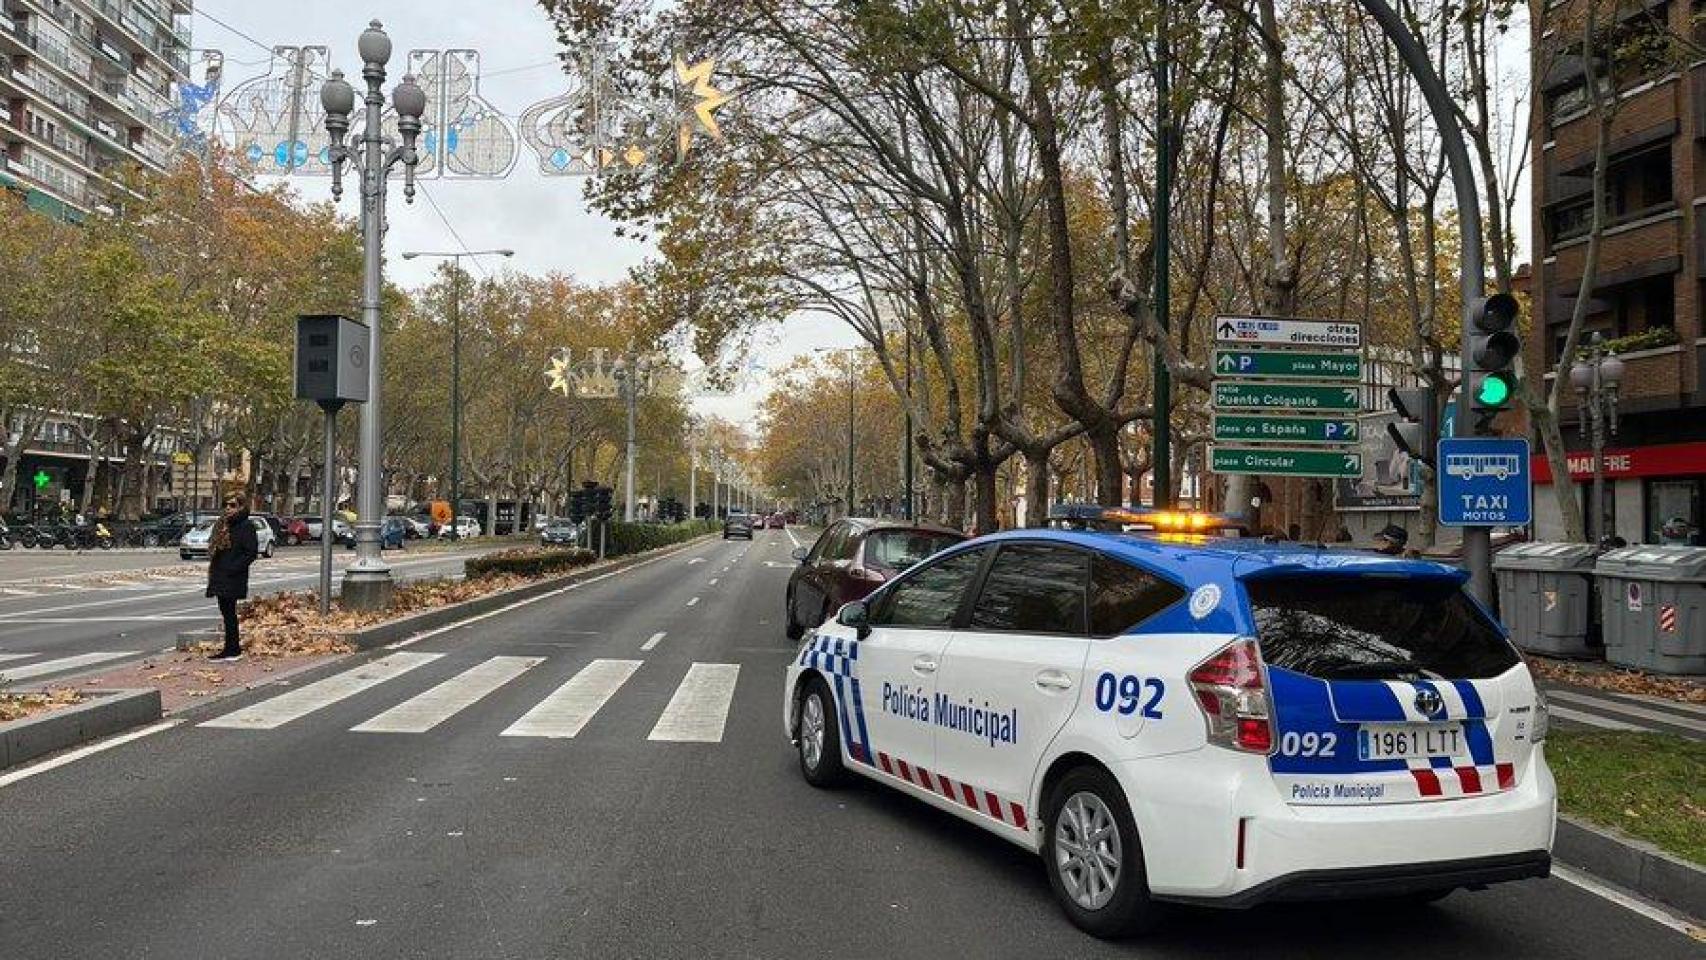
[1358,723,1463,761]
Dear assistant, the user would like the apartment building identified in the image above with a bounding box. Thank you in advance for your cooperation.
[1531,0,1706,545]
[0,0,191,219]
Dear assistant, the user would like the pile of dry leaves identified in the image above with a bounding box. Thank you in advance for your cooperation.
[0,688,81,723]
[1529,657,1706,704]
[194,571,545,659]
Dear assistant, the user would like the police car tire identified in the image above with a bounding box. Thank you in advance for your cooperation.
[797,676,848,788]
[1041,766,1159,939]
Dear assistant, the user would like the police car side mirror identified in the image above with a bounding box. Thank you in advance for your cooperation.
[791,546,809,564]
[836,600,872,639]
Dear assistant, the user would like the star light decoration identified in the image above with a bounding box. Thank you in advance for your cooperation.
[674,56,731,157]
[545,352,573,397]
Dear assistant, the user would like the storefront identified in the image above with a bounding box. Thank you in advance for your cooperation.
[1531,440,1706,545]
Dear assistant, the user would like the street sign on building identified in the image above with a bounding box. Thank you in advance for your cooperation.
[1437,437,1532,526]
[1212,414,1359,445]
[1213,349,1362,381]
[1211,446,1363,478]
[1213,316,1363,350]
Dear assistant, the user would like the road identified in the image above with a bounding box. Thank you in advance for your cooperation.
[0,542,501,684]
[0,527,1697,958]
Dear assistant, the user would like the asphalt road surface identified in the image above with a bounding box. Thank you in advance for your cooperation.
[0,528,1699,958]
[0,542,502,683]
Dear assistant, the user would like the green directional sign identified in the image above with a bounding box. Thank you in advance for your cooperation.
[1213,414,1359,445]
[1212,381,1361,413]
[1211,446,1363,478]
[1213,349,1362,381]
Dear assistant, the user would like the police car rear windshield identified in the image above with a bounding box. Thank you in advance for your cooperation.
[1245,575,1519,681]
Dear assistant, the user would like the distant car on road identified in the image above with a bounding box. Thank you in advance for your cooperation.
[439,516,481,539]
[766,513,786,529]
[540,520,580,547]
[180,516,276,561]
[723,511,754,540]
[784,518,966,639]
[301,516,355,546]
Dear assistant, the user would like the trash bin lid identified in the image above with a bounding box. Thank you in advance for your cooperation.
[1594,545,1706,581]
[1491,541,1601,572]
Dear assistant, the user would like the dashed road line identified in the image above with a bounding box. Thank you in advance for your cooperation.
[687,597,700,607]
[641,631,667,652]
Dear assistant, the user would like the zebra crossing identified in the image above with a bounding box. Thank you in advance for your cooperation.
[1541,683,1706,740]
[0,649,141,682]
[199,653,745,744]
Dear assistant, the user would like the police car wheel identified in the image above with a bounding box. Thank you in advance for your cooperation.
[1042,766,1158,939]
[796,677,847,788]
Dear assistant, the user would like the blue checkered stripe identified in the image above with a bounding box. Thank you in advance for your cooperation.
[797,633,874,765]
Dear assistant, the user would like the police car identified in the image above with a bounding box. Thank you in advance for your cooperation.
[782,507,1555,938]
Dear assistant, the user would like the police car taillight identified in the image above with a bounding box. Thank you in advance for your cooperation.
[1188,638,1274,754]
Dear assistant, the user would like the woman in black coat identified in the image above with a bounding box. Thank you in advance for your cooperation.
[206,496,259,662]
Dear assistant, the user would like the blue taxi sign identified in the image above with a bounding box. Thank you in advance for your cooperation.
[1437,437,1531,526]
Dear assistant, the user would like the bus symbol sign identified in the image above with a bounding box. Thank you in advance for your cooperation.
[1437,438,1531,527]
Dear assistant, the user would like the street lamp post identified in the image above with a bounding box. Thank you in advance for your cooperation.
[611,356,651,522]
[319,21,426,611]
[1570,334,1625,544]
[401,248,515,539]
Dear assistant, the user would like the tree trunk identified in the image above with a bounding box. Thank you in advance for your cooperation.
[1025,450,1051,528]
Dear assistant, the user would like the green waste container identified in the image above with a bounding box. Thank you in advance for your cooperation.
[1492,542,1601,658]
[1594,545,1706,674]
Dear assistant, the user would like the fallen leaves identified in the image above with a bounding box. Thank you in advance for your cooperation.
[1530,657,1706,704]
[0,688,82,723]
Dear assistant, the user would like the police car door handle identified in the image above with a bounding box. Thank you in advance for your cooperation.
[912,655,938,674]
[1034,670,1074,691]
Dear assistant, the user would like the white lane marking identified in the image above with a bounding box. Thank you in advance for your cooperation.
[785,527,802,548]
[0,720,181,790]
[641,631,667,652]
[708,578,719,586]
[0,588,39,597]
[1551,864,1706,939]
[2,651,137,680]
[687,557,706,565]
[1546,691,1706,733]
[1548,705,1641,731]
[351,656,542,734]
[201,652,442,730]
[1623,694,1706,718]
[0,653,36,663]
[687,597,700,607]
[0,616,213,624]
[501,659,642,739]
[388,540,712,650]
[648,663,740,742]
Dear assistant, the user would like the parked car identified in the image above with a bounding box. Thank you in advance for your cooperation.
[439,516,481,539]
[276,516,311,546]
[724,511,754,540]
[252,513,288,545]
[180,516,276,561]
[380,517,409,550]
[784,518,967,639]
[401,516,430,539]
[540,519,580,546]
[301,516,355,546]
[766,513,786,529]
[135,511,217,548]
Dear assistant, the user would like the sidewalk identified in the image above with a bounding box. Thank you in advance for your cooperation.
[1530,657,1706,741]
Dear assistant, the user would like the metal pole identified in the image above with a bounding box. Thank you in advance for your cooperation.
[319,404,338,615]
[623,373,637,522]
[1357,0,1490,602]
[1589,370,1605,543]
[449,257,462,541]
[688,433,698,520]
[903,322,914,521]
[1152,0,1172,511]
[345,48,393,606]
[845,354,855,516]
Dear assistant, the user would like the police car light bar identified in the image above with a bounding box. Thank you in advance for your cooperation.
[1045,504,1246,536]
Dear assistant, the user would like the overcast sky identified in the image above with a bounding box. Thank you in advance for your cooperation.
[192,0,858,432]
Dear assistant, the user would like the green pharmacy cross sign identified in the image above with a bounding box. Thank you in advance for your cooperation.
[1211,446,1363,478]
[1212,382,1361,413]
[31,469,51,491]
[1213,349,1362,381]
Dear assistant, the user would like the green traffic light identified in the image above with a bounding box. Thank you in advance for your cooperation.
[1476,374,1512,407]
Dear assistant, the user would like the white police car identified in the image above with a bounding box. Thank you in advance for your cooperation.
[783,508,1555,938]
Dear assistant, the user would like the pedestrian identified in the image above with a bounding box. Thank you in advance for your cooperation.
[1371,523,1409,556]
[205,495,258,663]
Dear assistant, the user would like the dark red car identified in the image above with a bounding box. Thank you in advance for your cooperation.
[784,518,967,639]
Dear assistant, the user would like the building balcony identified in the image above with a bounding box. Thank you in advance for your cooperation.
[1547,205,1684,279]
[1547,73,1681,159]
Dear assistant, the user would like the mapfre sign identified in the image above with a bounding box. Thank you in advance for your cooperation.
[1531,441,1706,483]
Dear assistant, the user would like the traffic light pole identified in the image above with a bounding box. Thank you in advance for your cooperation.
[1357,0,1492,604]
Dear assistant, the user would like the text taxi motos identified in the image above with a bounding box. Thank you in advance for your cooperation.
[782,513,1555,939]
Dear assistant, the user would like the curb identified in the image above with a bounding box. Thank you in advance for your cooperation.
[177,537,717,653]
[0,688,162,771]
[1555,813,1706,921]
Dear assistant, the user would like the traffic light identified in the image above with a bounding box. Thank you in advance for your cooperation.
[1386,386,1438,465]
[593,485,613,517]
[1466,293,1521,434]
[568,487,589,523]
